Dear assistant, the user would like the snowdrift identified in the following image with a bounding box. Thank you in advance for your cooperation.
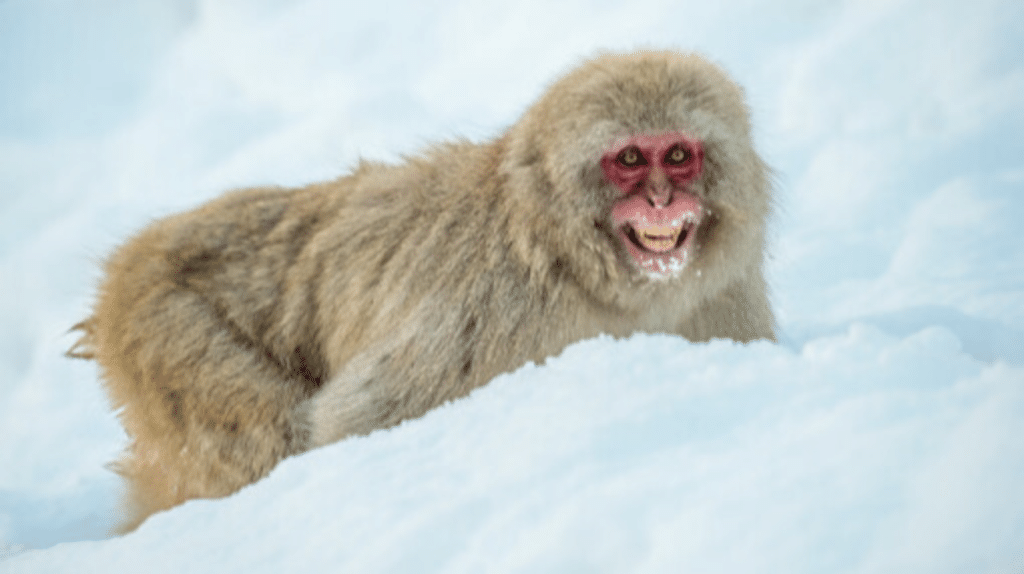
[5,330,1023,572]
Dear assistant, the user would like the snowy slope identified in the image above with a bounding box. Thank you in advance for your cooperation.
[2,0,1023,571]
[6,332,1024,573]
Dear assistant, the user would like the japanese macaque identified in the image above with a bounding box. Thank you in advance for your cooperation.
[69,50,774,532]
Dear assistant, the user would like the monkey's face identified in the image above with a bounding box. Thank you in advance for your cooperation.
[504,52,768,300]
[600,132,705,278]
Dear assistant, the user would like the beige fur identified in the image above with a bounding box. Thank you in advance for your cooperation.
[70,50,774,532]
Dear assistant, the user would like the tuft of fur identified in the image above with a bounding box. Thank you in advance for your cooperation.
[72,50,774,532]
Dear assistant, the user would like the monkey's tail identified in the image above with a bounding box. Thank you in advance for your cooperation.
[66,318,97,360]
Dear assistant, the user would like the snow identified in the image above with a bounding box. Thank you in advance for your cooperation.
[1,0,1023,571]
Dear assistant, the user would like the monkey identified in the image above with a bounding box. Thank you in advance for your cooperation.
[68,50,775,532]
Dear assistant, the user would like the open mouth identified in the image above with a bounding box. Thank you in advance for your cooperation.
[625,223,687,254]
[609,190,705,278]
[616,215,701,277]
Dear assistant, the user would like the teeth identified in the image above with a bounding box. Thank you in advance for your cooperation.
[634,224,682,253]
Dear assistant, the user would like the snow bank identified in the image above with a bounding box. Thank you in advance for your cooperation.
[6,329,1023,573]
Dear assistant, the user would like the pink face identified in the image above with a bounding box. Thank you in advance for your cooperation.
[601,132,705,277]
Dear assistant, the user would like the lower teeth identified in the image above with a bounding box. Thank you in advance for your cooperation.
[635,229,681,252]
[625,226,687,253]
[641,237,675,251]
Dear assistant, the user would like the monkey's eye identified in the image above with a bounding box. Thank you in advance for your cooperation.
[617,147,647,167]
[664,145,689,165]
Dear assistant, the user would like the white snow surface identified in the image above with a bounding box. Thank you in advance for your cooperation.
[1,0,1023,572]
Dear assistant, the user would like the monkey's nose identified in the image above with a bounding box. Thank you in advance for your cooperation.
[647,187,672,208]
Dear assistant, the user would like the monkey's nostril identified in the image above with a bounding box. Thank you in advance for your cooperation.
[647,193,671,209]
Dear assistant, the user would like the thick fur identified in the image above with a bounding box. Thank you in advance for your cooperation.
[71,50,774,532]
